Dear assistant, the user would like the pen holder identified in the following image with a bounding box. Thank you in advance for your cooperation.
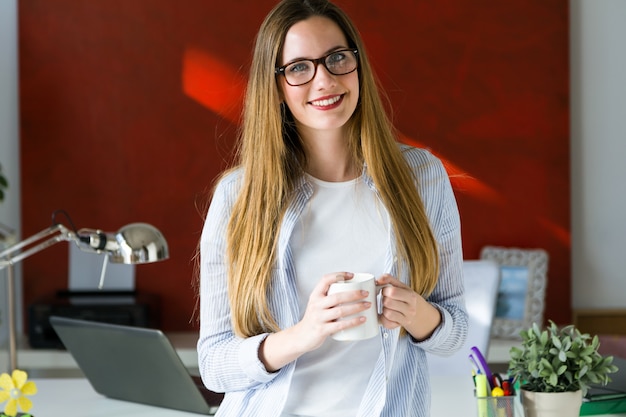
[475,394,518,417]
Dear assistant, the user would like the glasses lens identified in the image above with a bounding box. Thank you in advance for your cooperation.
[284,61,315,86]
[325,50,358,76]
[282,50,358,86]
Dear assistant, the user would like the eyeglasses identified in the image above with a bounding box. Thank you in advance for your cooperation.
[275,48,359,86]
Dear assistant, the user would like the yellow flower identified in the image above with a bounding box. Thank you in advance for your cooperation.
[0,370,37,417]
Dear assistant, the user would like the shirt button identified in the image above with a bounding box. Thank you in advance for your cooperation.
[383,332,389,339]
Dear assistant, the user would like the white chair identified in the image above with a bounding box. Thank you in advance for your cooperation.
[427,259,501,376]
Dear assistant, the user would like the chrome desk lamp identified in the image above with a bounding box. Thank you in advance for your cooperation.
[0,213,169,372]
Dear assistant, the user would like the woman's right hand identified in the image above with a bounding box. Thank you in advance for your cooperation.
[258,271,371,372]
[296,271,372,351]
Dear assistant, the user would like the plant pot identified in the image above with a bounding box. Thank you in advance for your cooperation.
[521,389,583,417]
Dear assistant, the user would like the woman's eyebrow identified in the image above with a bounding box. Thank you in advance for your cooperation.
[282,45,349,65]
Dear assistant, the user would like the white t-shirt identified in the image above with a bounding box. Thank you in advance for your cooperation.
[282,174,390,417]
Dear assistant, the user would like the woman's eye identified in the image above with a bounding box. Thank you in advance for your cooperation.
[288,62,311,74]
[328,52,346,64]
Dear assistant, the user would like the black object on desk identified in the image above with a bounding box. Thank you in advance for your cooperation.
[581,356,626,415]
[28,290,160,349]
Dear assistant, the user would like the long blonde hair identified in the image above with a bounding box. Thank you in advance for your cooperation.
[221,0,439,337]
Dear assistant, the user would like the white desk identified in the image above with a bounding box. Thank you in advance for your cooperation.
[28,378,202,416]
[3,335,517,375]
[26,377,626,417]
[7,336,624,416]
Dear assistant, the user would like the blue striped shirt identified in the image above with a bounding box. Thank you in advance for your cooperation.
[198,145,467,417]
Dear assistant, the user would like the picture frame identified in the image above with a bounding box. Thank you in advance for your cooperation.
[480,246,549,339]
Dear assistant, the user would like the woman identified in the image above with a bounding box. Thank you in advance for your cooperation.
[197,0,467,416]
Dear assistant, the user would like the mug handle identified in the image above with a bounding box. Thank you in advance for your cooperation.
[375,283,391,315]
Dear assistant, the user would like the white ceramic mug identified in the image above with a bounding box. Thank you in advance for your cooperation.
[328,273,387,341]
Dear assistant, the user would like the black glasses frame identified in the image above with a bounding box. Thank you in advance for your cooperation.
[275,48,359,86]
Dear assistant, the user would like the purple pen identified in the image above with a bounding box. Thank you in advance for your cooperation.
[470,346,494,389]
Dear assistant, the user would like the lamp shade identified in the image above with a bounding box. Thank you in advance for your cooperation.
[110,222,169,264]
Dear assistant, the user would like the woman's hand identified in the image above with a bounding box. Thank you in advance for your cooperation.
[259,271,371,372]
[296,271,372,350]
[376,273,442,341]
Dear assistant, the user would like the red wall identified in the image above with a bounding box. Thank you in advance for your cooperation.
[18,0,569,331]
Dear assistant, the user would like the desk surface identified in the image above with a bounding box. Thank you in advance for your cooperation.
[29,378,202,416]
[3,333,517,375]
[26,377,626,417]
[8,336,625,416]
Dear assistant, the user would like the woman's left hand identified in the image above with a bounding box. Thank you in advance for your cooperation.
[376,273,442,341]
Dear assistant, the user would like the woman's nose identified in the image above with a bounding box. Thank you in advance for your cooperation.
[312,62,336,87]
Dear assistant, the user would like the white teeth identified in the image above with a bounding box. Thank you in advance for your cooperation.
[311,96,341,106]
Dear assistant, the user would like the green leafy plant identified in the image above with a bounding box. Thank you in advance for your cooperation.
[0,163,8,203]
[508,320,618,395]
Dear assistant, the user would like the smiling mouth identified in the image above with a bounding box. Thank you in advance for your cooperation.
[310,95,342,107]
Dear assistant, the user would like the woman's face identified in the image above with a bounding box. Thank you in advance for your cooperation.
[278,16,359,136]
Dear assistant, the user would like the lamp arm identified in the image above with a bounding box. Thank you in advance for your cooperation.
[0,223,76,268]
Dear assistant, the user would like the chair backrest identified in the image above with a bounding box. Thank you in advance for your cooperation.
[427,259,501,376]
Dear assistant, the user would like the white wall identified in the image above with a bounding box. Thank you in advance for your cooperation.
[0,0,22,347]
[570,0,626,309]
[0,2,19,224]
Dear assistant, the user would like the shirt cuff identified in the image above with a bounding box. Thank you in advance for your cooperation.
[410,303,453,349]
[238,333,277,384]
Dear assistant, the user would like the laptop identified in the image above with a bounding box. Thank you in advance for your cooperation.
[49,315,223,415]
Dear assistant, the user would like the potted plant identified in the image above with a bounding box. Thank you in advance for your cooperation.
[508,320,618,417]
